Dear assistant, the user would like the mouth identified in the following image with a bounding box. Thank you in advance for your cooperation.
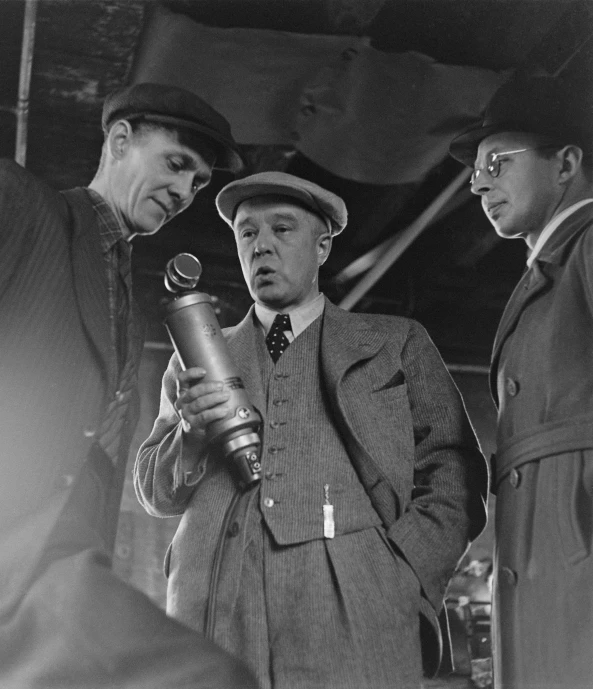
[152,198,171,219]
[486,200,505,217]
[253,265,277,284]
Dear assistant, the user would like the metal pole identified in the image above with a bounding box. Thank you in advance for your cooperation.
[15,0,39,167]
[338,167,471,311]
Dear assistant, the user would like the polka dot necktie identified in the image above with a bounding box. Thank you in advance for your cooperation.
[266,313,292,363]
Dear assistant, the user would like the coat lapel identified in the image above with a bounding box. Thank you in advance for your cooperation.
[490,203,593,399]
[225,306,266,417]
[61,188,113,386]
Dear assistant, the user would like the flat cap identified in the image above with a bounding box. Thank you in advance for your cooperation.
[216,172,348,235]
[102,82,243,172]
[450,76,593,167]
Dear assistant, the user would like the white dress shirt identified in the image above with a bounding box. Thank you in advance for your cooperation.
[254,293,325,342]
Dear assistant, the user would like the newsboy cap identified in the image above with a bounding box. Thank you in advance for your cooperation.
[102,82,243,172]
[450,76,593,167]
[215,172,348,235]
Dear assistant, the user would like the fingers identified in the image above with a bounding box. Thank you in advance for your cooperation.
[175,367,231,438]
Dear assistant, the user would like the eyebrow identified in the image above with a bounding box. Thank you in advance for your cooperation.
[235,211,300,228]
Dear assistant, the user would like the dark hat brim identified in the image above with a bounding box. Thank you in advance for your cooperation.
[123,112,243,173]
[449,122,531,168]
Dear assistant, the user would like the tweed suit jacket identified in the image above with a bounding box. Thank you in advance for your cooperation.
[136,298,488,671]
[0,159,142,607]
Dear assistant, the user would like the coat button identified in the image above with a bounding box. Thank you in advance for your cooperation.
[227,521,240,537]
[500,566,518,586]
[55,473,75,490]
[83,427,96,438]
[115,389,125,402]
[506,378,519,396]
[509,468,521,488]
[263,497,275,508]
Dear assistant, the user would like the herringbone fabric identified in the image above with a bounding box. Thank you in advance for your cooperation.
[265,313,291,362]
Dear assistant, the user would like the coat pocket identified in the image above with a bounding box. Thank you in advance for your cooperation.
[555,450,592,565]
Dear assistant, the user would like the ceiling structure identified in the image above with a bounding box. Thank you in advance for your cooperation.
[1,0,592,367]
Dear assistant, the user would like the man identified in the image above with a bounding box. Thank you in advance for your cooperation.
[0,82,257,688]
[135,171,488,689]
[449,75,593,689]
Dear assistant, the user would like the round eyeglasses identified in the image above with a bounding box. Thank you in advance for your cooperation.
[470,146,557,185]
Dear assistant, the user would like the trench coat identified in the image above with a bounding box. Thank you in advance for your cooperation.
[490,202,593,689]
[135,298,489,684]
[0,159,255,689]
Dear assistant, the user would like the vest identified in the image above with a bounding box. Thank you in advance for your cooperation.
[254,316,382,545]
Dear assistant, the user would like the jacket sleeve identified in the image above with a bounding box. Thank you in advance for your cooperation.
[133,353,209,517]
[386,320,489,611]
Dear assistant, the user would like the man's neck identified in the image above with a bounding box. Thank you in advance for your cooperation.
[88,177,132,241]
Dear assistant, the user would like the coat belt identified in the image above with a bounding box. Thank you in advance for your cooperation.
[493,414,593,491]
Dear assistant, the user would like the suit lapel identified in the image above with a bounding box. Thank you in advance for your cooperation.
[320,299,388,398]
[61,188,113,386]
[319,298,399,527]
[226,306,266,417]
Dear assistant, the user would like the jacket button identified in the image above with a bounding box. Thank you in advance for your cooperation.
[509,468,521,488]
[506,378,519,396]
[263,497,275,508]
[500,566,518,586]
[55,473,75,490]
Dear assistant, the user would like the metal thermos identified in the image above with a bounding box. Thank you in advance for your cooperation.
[163,253,262,487]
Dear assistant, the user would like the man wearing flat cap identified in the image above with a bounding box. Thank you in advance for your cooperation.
[136,171,488,688]
[450,75,593,689]
[0,83,257,688]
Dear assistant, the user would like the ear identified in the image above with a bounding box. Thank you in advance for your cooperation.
[107,120,134,161]
[557,145,584,184]
[317,231,333,266]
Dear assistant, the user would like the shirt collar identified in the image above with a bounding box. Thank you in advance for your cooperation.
[85,188,128,254]
[254,293,325,337]
[527,198,593,267]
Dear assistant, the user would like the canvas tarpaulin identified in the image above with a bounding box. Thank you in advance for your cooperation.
[132,8,506,184]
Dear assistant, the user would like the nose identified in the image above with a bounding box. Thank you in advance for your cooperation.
[470,170,493,196]
[254,228,273,256]
[168,174,195,206]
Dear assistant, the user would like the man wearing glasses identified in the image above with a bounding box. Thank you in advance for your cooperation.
[450,75,593,689]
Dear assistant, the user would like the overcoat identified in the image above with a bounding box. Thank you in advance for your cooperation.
[0,159,255,689]
[490,202,593,689]
[136,298,489,683]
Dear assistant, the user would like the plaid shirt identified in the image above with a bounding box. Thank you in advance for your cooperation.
[85,188,131,373]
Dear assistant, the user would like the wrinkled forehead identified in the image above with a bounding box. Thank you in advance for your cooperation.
[233,194,325,228]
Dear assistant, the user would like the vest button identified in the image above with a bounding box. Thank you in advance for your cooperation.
[270,420,280,429]
[272,398,285,407]
[263,497,275,508]
[268,446,278,454]
[265,471,275,480]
